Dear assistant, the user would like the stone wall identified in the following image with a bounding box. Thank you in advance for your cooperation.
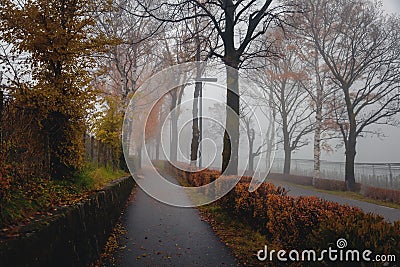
[0,176,134,267]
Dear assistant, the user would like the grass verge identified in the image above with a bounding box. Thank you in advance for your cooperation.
[0,164,128,230]
[198,204,272,266]
[274,179,400,210]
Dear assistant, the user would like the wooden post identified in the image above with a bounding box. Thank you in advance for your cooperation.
[388,164,393,188]
[0,90,3,145]
[0,90,3,123]
[97,140,101,167]
[90,136,95,163]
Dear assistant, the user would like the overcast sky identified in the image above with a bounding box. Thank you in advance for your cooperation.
[382,0,400,14]
[292,0,400,163]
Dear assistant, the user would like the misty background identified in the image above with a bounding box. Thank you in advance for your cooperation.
[287,0,400,163]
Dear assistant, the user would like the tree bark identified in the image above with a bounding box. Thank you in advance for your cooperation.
[313,50,323,184]
[248,132,254,173]
[281,81,291,175]
[137,143,142,170]
[283,144,292,175]
[170,90,178,162]
[155,131,161,160]
[190,80,201,166]
[265,91,276,172]
[313,112,322,183]
[190,6,202,167]
[45,111,72,179]
[222,61,240,175]
[190,28,202,166]
[344,83,357,191]
[345,131,357,191]
[0,90,3,123]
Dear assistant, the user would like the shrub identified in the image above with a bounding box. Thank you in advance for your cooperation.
[269,173,313,186]
[314,178,362,192]
[363,186,400,204]
[159,161,400,256]
[310,212,400,259]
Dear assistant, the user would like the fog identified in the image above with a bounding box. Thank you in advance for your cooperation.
[137,0,400,171]
[293,0,400,163]
[273,0,400,163]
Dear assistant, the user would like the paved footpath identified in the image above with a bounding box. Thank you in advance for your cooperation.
[271,180,400,223]
[112,167,238,267]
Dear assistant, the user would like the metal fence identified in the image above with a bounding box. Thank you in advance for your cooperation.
[271,158,400,190]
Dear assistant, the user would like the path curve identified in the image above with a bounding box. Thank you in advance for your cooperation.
[272,180,400,223]
[112,167,238,266]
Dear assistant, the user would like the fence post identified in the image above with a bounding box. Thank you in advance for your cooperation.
[90,136,95,163]
[97,140,101,167]
[103,144,107,167]
[372,165,376,178]
[388,163,393,188]
[0,89,3,123]
[0,90,3,144]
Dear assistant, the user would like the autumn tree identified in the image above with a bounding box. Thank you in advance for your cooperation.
[296,0,400,190]
[284,15,337,181]
[95,0,163,101]
[93,0,165,169]
[92,95,125,168]
[0,0,111,179]
[160,22,201,162]
[253,31,314,174]
[189,10,212,167]
[239,104,265,174]
[137,0,288,175]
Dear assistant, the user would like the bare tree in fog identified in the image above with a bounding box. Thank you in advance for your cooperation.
[253,30,314,174]
[136,0,289,175]
[286,14,338,182]
[296,0,400,190]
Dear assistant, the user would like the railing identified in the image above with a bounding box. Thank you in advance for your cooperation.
[271,158,400,190]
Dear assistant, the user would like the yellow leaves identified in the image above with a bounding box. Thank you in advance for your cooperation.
[92,95,124,149]
[0,0,115,179]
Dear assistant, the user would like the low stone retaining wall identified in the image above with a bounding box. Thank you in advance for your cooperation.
[0,176,134,267]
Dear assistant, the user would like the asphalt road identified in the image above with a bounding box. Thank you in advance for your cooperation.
[111,168,399,266]
[112,168,238,267]
[271,179,400,223]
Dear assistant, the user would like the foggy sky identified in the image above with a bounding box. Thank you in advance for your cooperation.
[382,0,400,15]
[293,0,400,163]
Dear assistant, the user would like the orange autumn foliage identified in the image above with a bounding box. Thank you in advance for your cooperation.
[160,161,400,258]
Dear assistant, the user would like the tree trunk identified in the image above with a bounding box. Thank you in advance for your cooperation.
[0,90,3,123]
[123,118,132,168]
[313,49,323,184]
[190,10,202,167]
[170,90,178,162]
[283,146,291,175]
[313,115,322,184]
[190,80,202,166]
[155,132,161,161]
[345,134,357,191]
[45,111,73,179]
[282,100,291,175]
[248,142,254,173]
[137,143,142,170]
[265,91,276,172]
[222,62,240,175]
[247,128,255,173]
[248,155,254,174]
[283,122,291,174]
[170,113,178,162]
[343,84,357,191]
